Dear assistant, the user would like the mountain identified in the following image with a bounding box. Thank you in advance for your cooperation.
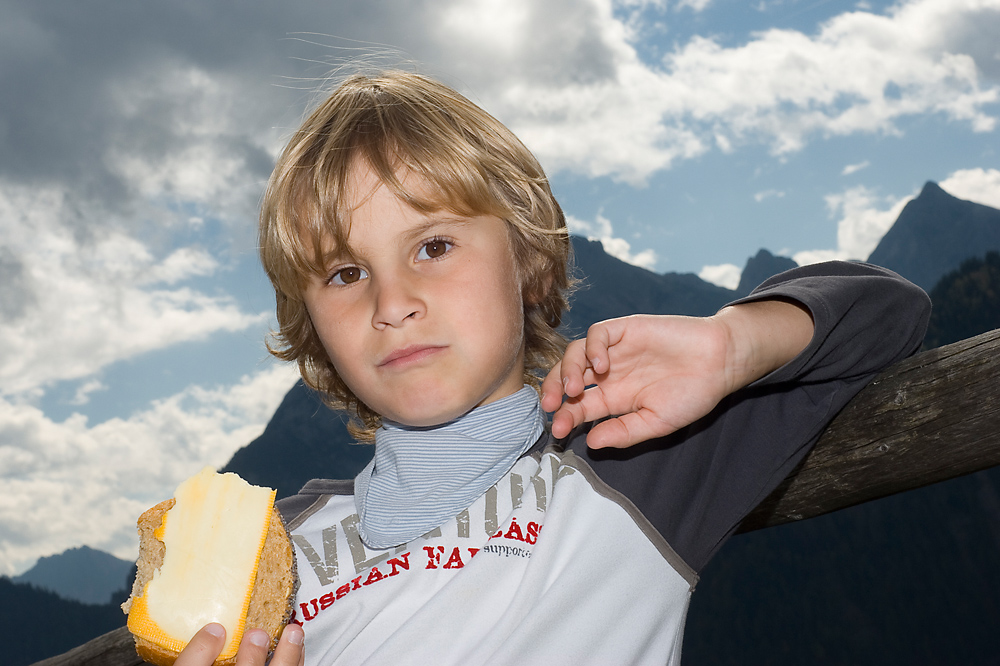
[562,236,735,335]
[735,248,798,297]
[867,181,1000,291]
[222,381,369,500]
[13,545,133,605]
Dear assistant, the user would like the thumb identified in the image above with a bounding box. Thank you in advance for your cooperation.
[587,411,672,449]
[175,623,226,666]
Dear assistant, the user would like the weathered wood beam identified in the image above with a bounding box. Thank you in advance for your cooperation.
[32,626,140,666]
[739,328,1000,532]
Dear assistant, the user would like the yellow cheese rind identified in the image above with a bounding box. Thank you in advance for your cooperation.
[126,467,276,660]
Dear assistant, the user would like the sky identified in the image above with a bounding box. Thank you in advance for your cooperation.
[1,0,999,576]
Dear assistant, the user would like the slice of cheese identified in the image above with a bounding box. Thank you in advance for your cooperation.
[127,467,276,660]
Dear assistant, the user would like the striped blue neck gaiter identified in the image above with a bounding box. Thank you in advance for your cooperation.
[354,385,546,549]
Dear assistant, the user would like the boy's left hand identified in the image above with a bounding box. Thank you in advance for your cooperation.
[542,314,733,448]
[174,623,304,666]
[541,301,813,449]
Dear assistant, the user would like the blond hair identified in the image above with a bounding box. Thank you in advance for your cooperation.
[259,70,571,437]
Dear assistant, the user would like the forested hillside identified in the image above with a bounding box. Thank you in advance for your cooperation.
[1,576,127,666]
[923,251,1000,349]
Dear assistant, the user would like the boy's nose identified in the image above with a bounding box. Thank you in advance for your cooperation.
[371,277,424,329]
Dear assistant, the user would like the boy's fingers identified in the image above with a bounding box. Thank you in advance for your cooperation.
[270,623,306,666]
[546,317,633,418]
[559,339,591,396]
[583,322,616,376]
[588,411,670,449]
[540,361,565,412]
[551,388,613,438]
[549,407,576,439]
[233,628,271,666]
[175,623,225,666]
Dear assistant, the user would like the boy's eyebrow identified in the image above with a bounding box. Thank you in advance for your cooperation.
[320,215,475,265]
[398,215,474,243]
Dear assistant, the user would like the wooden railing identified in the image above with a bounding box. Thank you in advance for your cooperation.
[34,329,1000,666]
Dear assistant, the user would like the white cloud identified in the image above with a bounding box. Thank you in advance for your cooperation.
[0,184,263,397]
[754,189,786,202]
[598,236,660,269]
[0,363,300,576]
[614,0,668,8]
[842,160,871,175]
[794,185,909,265]
[447,0,1000,184]
[141,247,220,286]
[567,212,659,269]
[827,186,910,259]
[939,168,1000,208]
[103,63,279,227]
[699,263,741,289]
[677,0,712,10]
[69,380,108,407]
[793,247,852,266]
[441,0,531,56]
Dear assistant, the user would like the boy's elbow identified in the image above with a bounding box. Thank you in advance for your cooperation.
[895,279,933,357]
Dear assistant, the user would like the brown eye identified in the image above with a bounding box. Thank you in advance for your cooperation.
[330,266,368,285]
[418,239,452,260]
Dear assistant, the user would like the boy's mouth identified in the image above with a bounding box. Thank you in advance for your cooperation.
[378,344,446,369]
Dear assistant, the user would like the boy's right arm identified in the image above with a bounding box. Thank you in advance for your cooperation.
[549,261,930,573]
[175,623,304,666]
[543,261,930,450]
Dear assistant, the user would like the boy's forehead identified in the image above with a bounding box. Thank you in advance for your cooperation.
[343,160,387,209]
[312,162,480,256]
[340,160,485,229]
[344,159,441,212]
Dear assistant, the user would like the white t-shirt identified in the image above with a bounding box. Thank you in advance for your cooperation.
[286,444,694,665]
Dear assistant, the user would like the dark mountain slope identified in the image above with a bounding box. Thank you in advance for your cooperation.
[13,545,132,605]
[736,248,798,297]
[867,181,1000,291]
[562,237,734,336]
[924,251,1000,349]
[222,380,368,500]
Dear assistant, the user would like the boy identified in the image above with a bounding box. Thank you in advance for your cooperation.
[180,71,929,665]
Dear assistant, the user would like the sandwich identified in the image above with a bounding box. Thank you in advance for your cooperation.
[122,467,298,665]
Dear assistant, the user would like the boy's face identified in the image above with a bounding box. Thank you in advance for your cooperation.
[302,164,527,427]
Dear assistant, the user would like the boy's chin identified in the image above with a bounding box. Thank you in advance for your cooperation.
[367,377,525,429]
[377,397,478,429]
[382,408,466,429]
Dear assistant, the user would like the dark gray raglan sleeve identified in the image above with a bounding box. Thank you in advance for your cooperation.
[277,479,355,530]
[568,261,931,574]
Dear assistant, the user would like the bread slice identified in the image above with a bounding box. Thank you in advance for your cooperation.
[122,496,298,665]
